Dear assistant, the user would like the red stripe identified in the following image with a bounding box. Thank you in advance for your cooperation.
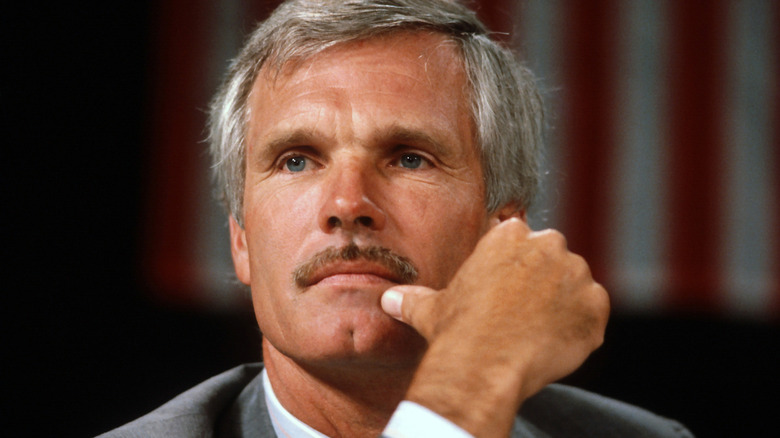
[665,0,728,311]
[560,0,619,288]
[143,0,211,303]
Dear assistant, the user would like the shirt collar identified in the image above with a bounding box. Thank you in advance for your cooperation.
[262,368,330,438]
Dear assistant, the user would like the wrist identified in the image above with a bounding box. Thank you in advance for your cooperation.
[405,336,527,438]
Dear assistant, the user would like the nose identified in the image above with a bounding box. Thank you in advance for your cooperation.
[318,161,386,233]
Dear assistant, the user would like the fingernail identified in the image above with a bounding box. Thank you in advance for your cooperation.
[381,289,403,318]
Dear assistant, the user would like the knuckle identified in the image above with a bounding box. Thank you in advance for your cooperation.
[500,219,528,242]
[597,285,611,321]
[531,229,567,253]
[590,283,611,328]
[547,229,567,247]
[591,329,606,350]
[580,283,610,351]
[570,254,592,278]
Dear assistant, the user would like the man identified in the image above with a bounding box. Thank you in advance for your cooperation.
[101,0,692,436]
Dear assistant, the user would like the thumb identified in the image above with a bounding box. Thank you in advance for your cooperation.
[381,285,438,338]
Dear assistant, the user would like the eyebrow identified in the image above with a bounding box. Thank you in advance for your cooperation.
[374,124,454,159]
[256,124,456,162]
[257,129,326,163]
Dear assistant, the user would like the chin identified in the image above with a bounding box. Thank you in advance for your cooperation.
[286,315,428,370]
[351,318,427,364]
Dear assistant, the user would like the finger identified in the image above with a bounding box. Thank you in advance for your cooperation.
[477,217,532,250]
[494,216,531,233]
[381,285,437,337]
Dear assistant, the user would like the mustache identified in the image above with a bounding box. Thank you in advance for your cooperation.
[292,243,418,288]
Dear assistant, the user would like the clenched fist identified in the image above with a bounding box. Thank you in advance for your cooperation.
[381,218,610,438]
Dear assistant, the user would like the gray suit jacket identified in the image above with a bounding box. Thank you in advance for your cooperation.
[98,363,693,437]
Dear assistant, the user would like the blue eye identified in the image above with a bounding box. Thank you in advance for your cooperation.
[399,153,423,169]
[285,156,307,172]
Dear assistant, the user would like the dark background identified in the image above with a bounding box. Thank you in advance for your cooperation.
[5,3,778,437]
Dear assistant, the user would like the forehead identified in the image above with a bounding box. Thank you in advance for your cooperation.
[263,31,466,92]
[245,32,475,151]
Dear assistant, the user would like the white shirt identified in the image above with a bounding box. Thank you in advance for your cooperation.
[262,369,472,438]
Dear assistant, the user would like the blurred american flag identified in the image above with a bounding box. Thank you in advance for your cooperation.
[142,0,779,318]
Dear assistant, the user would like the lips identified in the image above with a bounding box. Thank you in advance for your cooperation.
[305,260,401,287]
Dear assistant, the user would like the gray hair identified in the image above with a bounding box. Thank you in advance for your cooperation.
[208,0,543,226]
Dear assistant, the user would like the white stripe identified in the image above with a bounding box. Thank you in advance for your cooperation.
[519,0,565,231]
[723,0,777,317]
[608,0,669,311]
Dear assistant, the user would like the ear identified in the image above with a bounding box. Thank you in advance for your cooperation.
[487,203,526,228]
[228,215,251,285]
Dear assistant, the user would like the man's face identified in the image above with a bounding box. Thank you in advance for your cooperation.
[231,32,511,369]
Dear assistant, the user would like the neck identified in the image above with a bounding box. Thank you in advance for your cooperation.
[262,338,419,438]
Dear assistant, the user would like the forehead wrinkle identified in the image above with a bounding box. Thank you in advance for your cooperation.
[248,32,472,162]
[418,38,463,81]
[277,32,462,86]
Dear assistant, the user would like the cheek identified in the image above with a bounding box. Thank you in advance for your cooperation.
[244,187,322,339]
[393,182,488,288]
[246,182,321,241]
[432,210,486,280]
[243,184,322,286]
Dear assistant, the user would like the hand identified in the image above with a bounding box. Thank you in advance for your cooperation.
[381,218,609,437]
